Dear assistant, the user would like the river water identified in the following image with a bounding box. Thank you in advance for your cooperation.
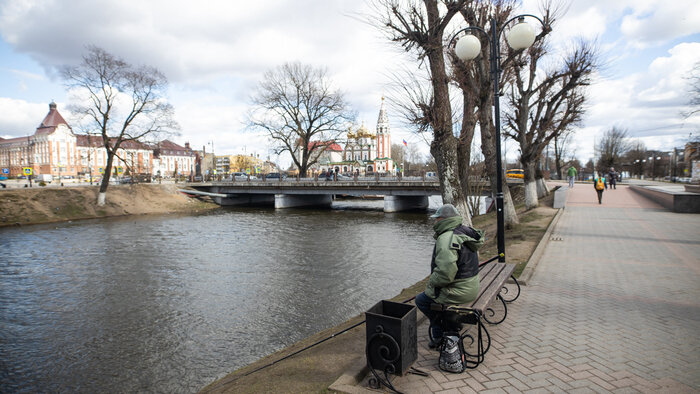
[0,199,449,393]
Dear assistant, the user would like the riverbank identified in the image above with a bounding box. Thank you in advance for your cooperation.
[0,184,217,227]
[200,189,559,393]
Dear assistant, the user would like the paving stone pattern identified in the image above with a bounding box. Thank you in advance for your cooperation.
[351,185,700,393]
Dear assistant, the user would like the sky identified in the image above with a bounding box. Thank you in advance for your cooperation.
[1,0,699,169]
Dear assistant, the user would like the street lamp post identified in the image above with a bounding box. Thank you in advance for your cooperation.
[450,14,548,262]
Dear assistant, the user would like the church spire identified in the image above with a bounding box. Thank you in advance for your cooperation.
[377,96,389,134]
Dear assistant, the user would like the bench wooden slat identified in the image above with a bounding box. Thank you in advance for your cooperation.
[471,263,515,313]
[429,262,517,315]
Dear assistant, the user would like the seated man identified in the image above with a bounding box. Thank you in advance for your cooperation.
[415,203,483,348]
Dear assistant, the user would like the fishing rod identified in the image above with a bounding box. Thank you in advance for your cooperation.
[224,257,499,383]
[230,294,418,382]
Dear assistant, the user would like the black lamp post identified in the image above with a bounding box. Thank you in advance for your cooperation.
[450,14,548,262]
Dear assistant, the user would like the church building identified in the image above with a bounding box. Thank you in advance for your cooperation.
[318,97,395,175]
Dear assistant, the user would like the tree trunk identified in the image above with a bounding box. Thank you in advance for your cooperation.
[554,137,564,180]
[536,178,549,198]
[424,0,471,226]
[97,150,115,206]
[457,90,479,221]
[431,136,471,226]
[524,161,538,210]
[535,164,549,198]
[478,99,519,226]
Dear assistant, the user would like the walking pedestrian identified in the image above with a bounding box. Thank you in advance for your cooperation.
[608,167,617,190]
[594,173,606,204]
[567,165,577,188]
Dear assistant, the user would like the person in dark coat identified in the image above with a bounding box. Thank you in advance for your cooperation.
[414,204,484,349]
[608,167,617,189]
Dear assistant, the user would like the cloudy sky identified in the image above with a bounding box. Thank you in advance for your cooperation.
[1,0,699,168]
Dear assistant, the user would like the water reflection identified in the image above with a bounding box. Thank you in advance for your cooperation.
[0,202,436,392]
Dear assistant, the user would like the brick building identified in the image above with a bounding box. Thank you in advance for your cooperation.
[0,102,195,179]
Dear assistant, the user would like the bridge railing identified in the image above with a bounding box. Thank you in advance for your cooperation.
[194,174,441,183]
[188,174,510,184]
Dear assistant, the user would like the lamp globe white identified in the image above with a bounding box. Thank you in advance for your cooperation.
[506,20,536,50]
[455,34,481,61]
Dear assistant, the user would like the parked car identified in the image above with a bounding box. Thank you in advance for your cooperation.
[506,169,524,179]
[265,172,287,180]
[233,172,257,180]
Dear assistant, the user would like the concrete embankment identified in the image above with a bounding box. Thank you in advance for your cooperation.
[200,191,559,393]
[0,184,216,227]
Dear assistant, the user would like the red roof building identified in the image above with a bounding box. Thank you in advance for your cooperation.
[0,102,194,179]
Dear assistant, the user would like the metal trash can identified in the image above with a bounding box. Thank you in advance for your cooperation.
[365,300,417,377]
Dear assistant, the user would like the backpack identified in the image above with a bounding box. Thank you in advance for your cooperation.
[439,335,465,373]
[595,177,604,190]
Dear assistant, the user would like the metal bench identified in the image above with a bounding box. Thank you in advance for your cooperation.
[429,261,518,369]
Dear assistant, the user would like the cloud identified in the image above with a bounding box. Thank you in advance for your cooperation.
[8,68,43,80]
[2,0,698,168]
[620,1,700,48]
[0,98,51,137]
[0,0,382,87]
[570,42,700,159]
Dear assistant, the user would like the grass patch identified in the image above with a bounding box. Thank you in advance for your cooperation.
[513,261,528,277]
[56,203,86,218]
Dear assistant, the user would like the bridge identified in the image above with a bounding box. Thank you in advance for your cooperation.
[183,176,522,212]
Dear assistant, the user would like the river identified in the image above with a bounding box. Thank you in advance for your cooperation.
[0,198,455,393]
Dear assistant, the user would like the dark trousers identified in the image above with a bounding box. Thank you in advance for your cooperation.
[596,189,603,204]
[415,292,444,339]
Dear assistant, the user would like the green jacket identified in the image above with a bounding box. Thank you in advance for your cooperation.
[567,166,577,177]
[425,216,484,305]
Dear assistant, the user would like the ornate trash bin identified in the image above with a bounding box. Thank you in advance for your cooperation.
[365,300,417,389]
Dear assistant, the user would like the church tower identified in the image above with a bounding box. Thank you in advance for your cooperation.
[376,97,390,159]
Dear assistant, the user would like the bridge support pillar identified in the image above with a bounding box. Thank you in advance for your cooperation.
[215,194,275,206]
[275,194,332,209]
[383,195,429,212]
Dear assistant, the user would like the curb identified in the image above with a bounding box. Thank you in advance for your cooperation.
[517,206,564,286]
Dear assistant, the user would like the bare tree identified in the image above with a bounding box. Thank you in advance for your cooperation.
[371,0,473,224]
[61,46,178,206]
[391,143,406,169]
[596,126,631,170]
[552,130,575,179]
[452,1,552,225]
[504,39,597,210]
[622,140,651,178]
[683,61,700,118]
[248,62,355,177]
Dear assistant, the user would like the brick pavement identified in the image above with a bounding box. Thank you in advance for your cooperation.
[333,183,700,393]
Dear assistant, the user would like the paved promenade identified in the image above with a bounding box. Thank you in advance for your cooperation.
[334,182,700,393]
